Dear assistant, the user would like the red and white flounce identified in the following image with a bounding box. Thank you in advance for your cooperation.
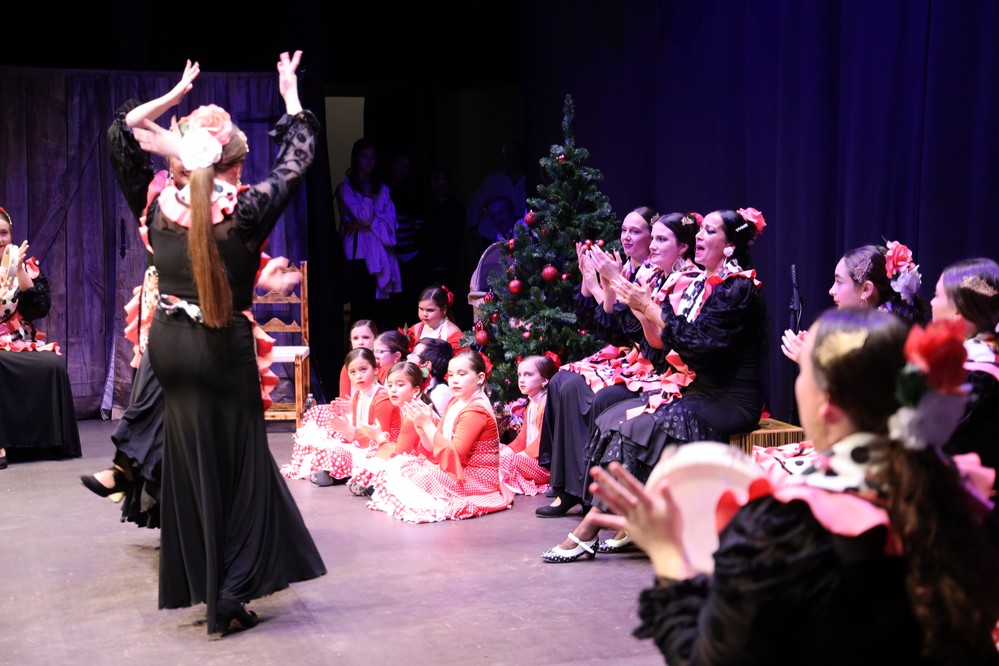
[564,345,664,394]
[367,441,514,524]
[0,258,60,354]
[498,445,551,496]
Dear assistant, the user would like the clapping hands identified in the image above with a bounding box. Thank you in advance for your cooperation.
[400,398,434,429]
[611,273,653,312]
[780,329,808,363]
[588,462,695,579]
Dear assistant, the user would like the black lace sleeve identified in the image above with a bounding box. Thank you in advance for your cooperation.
[235,110,321,252]
[16,270,52,322]
[659,277,760,372]
[635,498,839,665]
[107,100,156,221]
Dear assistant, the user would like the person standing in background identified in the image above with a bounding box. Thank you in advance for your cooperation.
[337,138,401,330]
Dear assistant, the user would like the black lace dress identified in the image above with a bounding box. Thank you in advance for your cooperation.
[583,274,766,497]
[109,105,326,632]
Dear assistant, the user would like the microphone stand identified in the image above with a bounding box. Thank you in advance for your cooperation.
[787,264,802,424]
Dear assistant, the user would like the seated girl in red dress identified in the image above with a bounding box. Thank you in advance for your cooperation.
[373,330,408,384]
[338,319,377,398]
[406,285,464,352]
[500,355,558,496]
[281,348,399,483]
[349,361,436,495]
[367,350,514,522]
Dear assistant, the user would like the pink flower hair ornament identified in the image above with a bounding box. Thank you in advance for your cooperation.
[883,240,921,304]
[736,207,766,236]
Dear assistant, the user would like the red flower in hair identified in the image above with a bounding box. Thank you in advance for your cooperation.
[903,318,967,393]
[884,241,913,279]
[544,350,562,368]
[736,207,766,235]
[181,104,233,145]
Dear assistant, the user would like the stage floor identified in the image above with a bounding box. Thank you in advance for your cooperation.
[0,419,662,665]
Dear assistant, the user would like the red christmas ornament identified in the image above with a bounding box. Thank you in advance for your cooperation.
[578,329,588,336]
[524,211,540,226]
[507,239,515,251]
[522,330,531,340]
[508,263,516,272]
[474,320,484,331]
[509,279,523,294]
[474,329,490,346]
[583,239,593,249]
[561,272,570,281]
[541,265,558,282]
[595,239,605,248]
[557,154,566,163]
[490,312,499,322]
[483,290,495,303]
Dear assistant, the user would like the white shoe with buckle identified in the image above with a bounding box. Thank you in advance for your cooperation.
[541,533,598,563]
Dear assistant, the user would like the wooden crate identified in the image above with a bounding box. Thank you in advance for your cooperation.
[729,418,805,455]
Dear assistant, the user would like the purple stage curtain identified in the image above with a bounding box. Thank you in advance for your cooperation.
[521,0,999,422]
[0,67,310,417]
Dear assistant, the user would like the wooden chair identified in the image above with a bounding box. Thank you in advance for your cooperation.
[729,418,805,455]
[253,261,310,428]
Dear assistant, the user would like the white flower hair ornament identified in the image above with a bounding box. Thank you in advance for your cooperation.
[176,104,235,171]
[178,128,223,171]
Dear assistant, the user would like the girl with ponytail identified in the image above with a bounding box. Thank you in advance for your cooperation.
[112,52,326,635]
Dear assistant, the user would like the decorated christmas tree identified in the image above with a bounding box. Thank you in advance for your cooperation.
[465,95,621,404]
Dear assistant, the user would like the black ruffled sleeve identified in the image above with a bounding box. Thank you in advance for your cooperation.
[659,277,760,372]
[16,270,52,322]
[107,100,156,221]
[235,110,321,252]
[635,497,839,665]
[946,369,999,486]
[572,287,642,348]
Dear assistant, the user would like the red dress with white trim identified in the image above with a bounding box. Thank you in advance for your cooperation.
[406,319,464,352]
[368,393,514,523]
[281,386,400,480]
[499,390,551,495]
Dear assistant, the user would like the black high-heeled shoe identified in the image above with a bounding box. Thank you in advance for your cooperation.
[535,491,586,518]
[216,599,259,636]
[80,467,130,498]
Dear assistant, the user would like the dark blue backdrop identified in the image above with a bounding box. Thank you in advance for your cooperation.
[1,1,996,423]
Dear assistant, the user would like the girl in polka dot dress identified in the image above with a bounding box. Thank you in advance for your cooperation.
[499,355,556,496]
[338,319,377,398]
[281,348,399,483]
[367,350,513,522]
[349,361,436,495]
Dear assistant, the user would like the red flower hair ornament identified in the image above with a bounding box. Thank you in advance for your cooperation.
[736,207,766,236]
[890,318,969,450]
[882,240,922,305]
